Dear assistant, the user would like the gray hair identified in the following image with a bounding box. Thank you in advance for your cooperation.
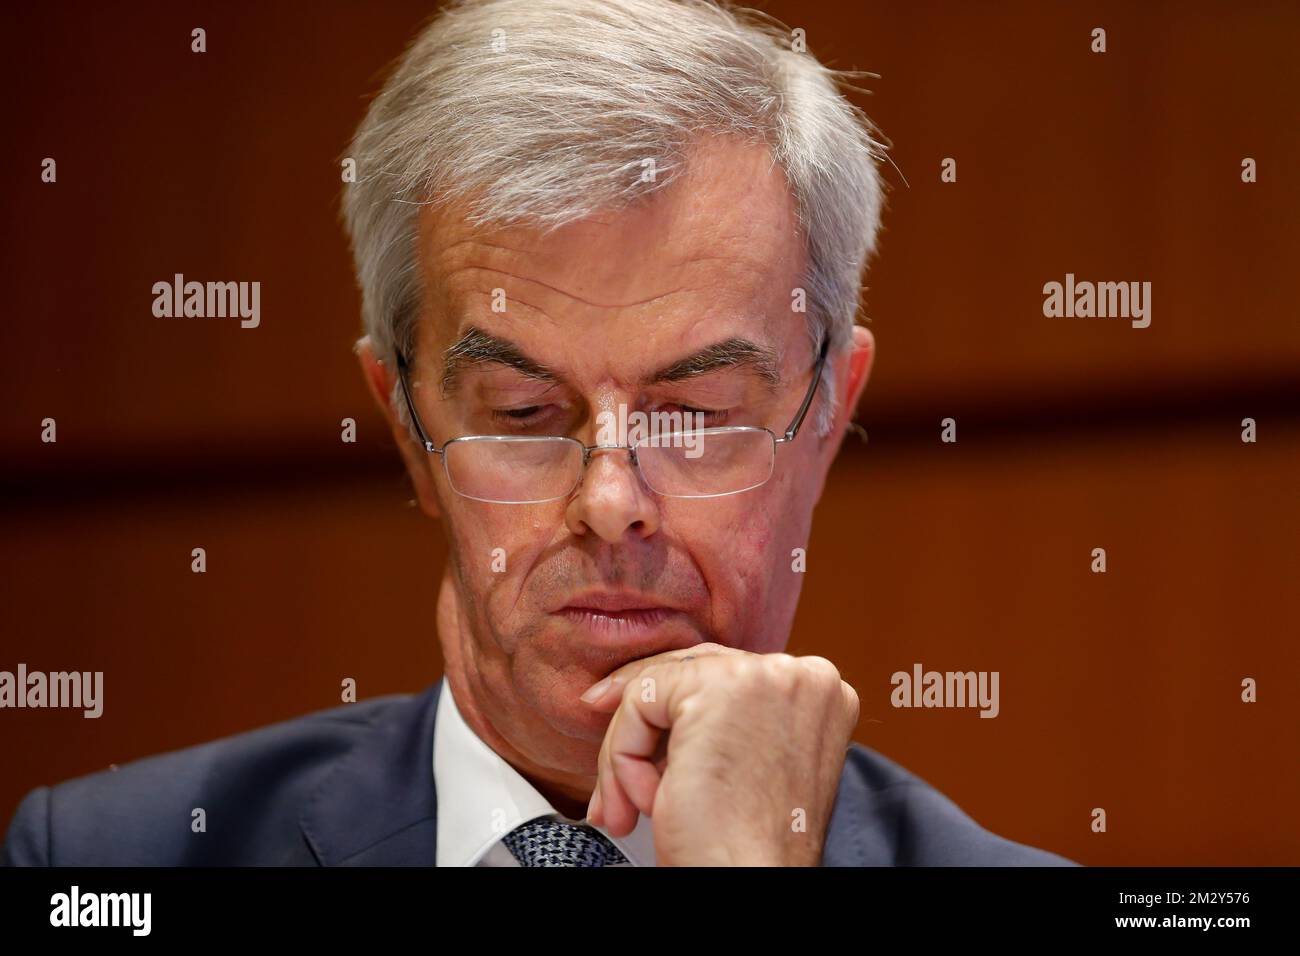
[342,0,887,437]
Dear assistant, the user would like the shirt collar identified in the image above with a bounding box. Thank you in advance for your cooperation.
[433,676,656,866]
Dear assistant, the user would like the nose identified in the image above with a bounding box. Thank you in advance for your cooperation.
[565,446,660,542]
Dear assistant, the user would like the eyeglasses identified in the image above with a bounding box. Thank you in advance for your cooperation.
[394,335,829,504]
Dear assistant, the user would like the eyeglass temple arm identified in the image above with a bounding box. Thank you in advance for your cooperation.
[394,351,440,453]
[776,335,831,443]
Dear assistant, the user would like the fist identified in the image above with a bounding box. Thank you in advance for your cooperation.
[580,644,860,866]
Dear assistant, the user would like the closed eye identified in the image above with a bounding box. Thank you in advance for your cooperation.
[665,403,731,425]
[490,405,548,427]
[498,406,542,419]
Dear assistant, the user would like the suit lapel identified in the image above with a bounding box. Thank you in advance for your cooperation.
[299,681,442,866]
[820,744,894,866]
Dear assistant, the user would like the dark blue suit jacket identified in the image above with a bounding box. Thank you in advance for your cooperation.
[1,680,1075,866]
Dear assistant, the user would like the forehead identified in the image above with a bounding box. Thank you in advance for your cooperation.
[414,137,807,359]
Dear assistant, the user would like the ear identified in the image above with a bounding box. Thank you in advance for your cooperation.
[356,335,443,520]
[841,323,875,421]
[811,323,875,502]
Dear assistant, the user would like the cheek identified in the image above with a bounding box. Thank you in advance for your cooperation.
[444,507,558,619]
[673,497,787,646]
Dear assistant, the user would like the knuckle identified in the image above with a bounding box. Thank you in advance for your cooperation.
[784,654,841,695]
[628,670,658,695]
[754,652,803,693]
[692,641,730,657]
[800,655,841,682]
[842,680,861,720]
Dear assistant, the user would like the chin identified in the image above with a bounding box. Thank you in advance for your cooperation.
[553,705,615,746]
[505,664,611,745]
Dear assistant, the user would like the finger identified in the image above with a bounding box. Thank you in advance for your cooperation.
[604,666,678,820]
[580,642,744,711]
[841,679,861,727]
[604,671,667,817]
[596,705,641,837]
[611,741,663,818]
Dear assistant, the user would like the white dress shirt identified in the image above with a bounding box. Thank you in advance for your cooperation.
[432,676,656,866]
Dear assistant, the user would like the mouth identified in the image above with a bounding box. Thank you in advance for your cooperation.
[553,590,685,638]
[556,606,680,634]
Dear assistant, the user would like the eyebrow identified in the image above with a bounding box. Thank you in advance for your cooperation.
[648,337,782,389]
[438,325,783,398]
[439,327,557,398]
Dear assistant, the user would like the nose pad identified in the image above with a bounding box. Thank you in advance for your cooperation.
[576,445,641,491]
[567,444,659,540]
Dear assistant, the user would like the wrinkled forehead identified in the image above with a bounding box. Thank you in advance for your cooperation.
[411,137,808,367]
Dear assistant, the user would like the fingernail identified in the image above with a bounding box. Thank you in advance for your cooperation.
[580,676,613,703]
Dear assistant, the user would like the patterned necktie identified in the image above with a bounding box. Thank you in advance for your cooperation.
[502,817,629,867]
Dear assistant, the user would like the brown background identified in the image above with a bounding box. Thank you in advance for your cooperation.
[1,0,1297,865]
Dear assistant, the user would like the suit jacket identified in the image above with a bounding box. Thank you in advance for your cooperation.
[1,680,1075,866]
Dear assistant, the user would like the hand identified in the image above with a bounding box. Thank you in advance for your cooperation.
[579,643,860,866]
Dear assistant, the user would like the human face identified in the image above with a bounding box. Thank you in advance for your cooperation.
[366,137,872,779]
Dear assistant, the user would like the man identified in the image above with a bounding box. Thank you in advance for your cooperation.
[3,0,1072,866]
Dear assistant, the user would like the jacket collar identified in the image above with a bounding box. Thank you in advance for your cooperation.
[299,681,443,866]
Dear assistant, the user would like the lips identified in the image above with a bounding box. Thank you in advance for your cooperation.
[552,590,686,640]
[558,589,675,614]
[558,606,677,630]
